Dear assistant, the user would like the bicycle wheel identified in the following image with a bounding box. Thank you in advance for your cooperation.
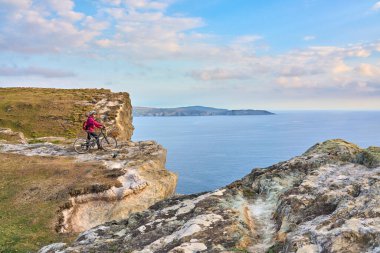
[100,136,117,150]
[73,138,90,154]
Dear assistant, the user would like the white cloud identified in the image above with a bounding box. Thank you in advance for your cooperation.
[372,1,380,10]
[356,63,380,77]
[0,66,75,78]
[332,60,351,74]
[189,41,380,94]
[0,0,379,97]
[103,0,122,5]
[0,0,106,53]
[46,0,84,21]
[0,0,31,9]
[190,68,252,81]
[276,76,305,88]
[303,35,316,41]
[233,35,262,44]
[124,0,170,10]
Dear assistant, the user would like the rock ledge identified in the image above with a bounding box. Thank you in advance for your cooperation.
[39,139,380,253]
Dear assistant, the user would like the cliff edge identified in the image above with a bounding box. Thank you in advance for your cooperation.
[0,88,177,253]
[40,139,380,253]
[0,88,134,140]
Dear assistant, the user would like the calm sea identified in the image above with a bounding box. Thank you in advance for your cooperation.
[132,111,380,194]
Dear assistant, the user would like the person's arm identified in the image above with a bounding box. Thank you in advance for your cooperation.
[93,119,103,128]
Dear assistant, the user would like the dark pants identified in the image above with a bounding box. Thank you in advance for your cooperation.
[87,132,101,149]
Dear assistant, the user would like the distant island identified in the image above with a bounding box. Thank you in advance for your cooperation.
[133,106,274,117]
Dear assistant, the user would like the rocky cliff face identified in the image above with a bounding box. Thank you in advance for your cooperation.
[39,139,380,253]
[92,91,134,141]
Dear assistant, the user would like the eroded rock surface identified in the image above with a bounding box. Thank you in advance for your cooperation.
[39,139,380,253]
[0,140,177,233]
[0,127,27,144]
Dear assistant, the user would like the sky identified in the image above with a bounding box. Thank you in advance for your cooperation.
[0,0,380,110]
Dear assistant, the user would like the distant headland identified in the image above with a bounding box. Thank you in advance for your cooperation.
[133,106,274,117]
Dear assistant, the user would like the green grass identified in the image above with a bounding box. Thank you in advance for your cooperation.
[229,248,250,253]
[0,87,126,139]
[0,153,121,253]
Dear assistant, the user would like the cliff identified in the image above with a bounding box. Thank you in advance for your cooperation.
[0,88,176,253]
[0,88,134,140]
[39,139,380,253]
[0,141,177,252]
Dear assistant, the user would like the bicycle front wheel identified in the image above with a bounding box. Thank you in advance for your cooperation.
[73,138,90,154]
[100,136,117,150]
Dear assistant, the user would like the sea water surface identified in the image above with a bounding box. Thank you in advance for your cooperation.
[132,111,380,194]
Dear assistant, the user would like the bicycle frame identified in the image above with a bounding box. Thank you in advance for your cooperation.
[87,128,111,145]
[75,127,117,154]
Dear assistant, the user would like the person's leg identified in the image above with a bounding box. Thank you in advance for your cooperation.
[86,132,91,145]
[90,132,102,149]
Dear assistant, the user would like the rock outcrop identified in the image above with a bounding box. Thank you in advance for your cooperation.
[0,140,177,234]
[0,88,134,140]
[0,127,27,144]
[39,139,380,253]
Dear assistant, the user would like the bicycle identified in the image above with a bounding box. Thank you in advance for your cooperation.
[73,127,117,154]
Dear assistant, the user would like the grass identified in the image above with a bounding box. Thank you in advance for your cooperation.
[0,87,126,139]
[0,153,122,253]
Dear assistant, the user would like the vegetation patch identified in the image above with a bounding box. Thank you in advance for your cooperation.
[0,153,121,253]
[0,88,122,139]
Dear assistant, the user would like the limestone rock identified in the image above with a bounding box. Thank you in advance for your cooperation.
[39,139,380,252]
[0,127,27,144]
[0,140,177,234]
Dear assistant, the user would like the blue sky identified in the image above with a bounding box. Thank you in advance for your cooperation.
[0,0,380,109]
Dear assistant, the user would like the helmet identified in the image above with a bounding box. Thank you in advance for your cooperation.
[89,110,97,116]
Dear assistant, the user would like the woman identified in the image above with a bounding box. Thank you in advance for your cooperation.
[83,111,104,149]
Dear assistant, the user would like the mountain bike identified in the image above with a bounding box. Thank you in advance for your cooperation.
[73,127,117,154]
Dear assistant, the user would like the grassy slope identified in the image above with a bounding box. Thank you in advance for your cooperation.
[0,88,114,139]
[0,153,121,253]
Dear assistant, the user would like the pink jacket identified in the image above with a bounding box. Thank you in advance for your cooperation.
[85,116,103,133]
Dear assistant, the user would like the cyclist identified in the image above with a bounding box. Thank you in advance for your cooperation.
[83,111,104,150]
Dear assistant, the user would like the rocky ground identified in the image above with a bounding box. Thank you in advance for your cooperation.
[39,139,380,253]
[0,139,177,252]
[0,140,177,233]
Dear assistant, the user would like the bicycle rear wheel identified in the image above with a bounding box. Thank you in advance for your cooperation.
[74,138,90,154]
[100,136,117,150]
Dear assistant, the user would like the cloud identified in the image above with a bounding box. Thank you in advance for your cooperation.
[46,0,84,21]
[0,0,105,54]
[303,35,316,41]
[102,0,122,5]
[372,1,380,10]
[190,68,252,81]
[0,0,206,59]
[124,0,170,10]
[355,63,380,77]
[0,0,31,9]
[0,66,75,78]
[93,6,206,60]
[0,0,379,97]
[233,35,262,44]
[188,41,380,96]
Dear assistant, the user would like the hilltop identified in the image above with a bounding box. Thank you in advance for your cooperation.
[133,106,274,117]
[0,88,134,140]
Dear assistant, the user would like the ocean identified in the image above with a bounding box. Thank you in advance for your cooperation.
[132,111,380,194]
